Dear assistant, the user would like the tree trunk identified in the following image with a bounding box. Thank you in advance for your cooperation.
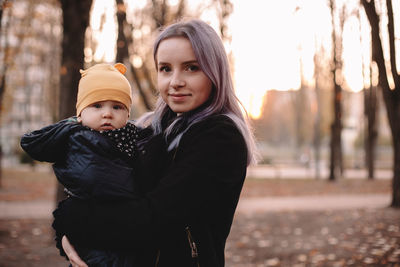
[358,9,378,180]
[0,1,9,188]
[313,88,321,179]
[0,76,4,188]
[329,88,342,181]
[364,82,378,180]
[115,0,153,111]
[56,0,92,203]
[386,0,400,207]
[329,0,344,181]
[116,0,129,63]
[361,0,400,207]
[0,0,14,188]
[313,51,322,179]
[393,138,400,207]
[59,0,92,119]
[293,58,309,162]
[151,0,168,28]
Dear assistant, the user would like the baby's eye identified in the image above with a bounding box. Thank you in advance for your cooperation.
[113,104,125,110]
[93,103,102,108]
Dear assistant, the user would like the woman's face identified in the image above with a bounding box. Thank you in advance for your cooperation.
[156,37,213,114]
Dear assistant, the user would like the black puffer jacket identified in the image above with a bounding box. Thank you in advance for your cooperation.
[52,115,248,267]
[20,118,137,200]
[21,119,168,264]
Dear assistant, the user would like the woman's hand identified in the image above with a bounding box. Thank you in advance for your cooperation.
[61,236,88,267]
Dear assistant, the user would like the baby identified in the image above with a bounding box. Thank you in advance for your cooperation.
[21,63,142,266]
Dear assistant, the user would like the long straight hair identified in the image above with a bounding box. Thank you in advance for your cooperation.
[138,19,258,165]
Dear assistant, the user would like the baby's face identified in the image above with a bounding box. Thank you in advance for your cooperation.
[80,100,129,131]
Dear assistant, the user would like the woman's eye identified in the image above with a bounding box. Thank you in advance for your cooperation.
[159,66,170,72]
[186,65,200,72]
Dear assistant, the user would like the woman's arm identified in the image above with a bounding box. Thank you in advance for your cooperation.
[56,116,247,249]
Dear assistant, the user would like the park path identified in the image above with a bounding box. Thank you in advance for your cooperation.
[236,194,391,214]
[0,194,391,219]
[246,165,392,180]
[0,165,392,219]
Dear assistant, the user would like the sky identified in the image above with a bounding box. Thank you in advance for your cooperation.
[89,0,398,119]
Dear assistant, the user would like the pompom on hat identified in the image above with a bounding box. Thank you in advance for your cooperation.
[76,63,132,116]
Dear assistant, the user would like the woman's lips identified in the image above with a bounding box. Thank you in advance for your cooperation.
[169,93,190,102]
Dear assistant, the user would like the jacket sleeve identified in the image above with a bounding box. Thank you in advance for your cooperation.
[54,129,137,200]
[56,117,248,249]
[20,118,81,162]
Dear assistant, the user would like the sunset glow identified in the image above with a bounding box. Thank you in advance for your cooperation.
[90,0,117,62]
[89,0,385,119]
[230,0,333,119]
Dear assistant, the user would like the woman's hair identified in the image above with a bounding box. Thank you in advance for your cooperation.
[138,19,258,165]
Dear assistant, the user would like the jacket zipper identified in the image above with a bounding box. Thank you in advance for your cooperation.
[154,249,160,267]
[155,229,199,267]
[185,226,200,267]
[170,145,198,265]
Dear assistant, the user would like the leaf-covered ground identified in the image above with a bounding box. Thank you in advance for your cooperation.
[226,209,400,266]
[0,167,399,267]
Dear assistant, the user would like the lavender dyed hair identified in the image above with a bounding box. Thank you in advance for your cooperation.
[138,19,257,165]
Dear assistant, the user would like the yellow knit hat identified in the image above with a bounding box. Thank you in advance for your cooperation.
[76,63,132,116]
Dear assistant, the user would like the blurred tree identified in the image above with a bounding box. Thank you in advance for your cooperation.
[364,72,378,180]
[0,0,8,31]
[292,56,313,162]
[328,0,345,181]
[56,0,92,202]
[214,0,233,42]
[0,0,11,187]
[356,8,378,180]
[312,46,334,177]
[58,0,92,120]
[115,0,155,111]
[313,46,329,179]
[0,0,33,187]
[361,0,400,207]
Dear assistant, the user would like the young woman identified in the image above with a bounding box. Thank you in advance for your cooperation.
[58,19,257,267]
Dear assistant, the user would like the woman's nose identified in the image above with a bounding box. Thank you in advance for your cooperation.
[170,73,185,89]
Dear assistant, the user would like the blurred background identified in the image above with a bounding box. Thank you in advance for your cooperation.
[1,1,400,266]
[1,0,399,183]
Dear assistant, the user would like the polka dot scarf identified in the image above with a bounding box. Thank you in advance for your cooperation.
[100,122,139,158]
